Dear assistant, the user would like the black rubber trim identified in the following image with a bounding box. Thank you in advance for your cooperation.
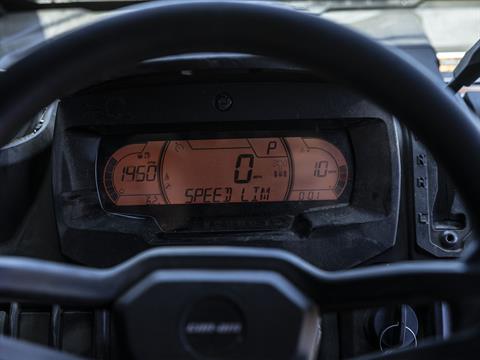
[8,302,19,338]
[94,310,110,360]
[50,305,62,349]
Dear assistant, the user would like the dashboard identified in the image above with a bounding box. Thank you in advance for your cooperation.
[52,74,401,269]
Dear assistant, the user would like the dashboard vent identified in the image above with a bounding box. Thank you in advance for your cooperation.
[0,302,110,359]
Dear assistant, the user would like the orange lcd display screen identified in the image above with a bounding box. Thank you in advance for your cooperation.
[102,137,348,206]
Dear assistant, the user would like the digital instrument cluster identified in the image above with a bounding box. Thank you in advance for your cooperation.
[102,137,349,207]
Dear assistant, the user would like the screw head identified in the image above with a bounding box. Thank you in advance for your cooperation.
[214,93,233,112]
[440,231,460,249]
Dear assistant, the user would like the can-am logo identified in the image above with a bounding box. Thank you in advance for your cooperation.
[185,322,243,335]
[183,297,245,356]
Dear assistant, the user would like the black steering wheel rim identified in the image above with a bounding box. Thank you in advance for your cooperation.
[1,1,480,359]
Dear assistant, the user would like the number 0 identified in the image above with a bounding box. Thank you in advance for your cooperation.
[234,154,254,184]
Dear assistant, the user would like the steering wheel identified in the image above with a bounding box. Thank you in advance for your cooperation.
[1,1,480,359]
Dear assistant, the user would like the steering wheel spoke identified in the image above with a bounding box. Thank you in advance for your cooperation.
[0,248,479,309]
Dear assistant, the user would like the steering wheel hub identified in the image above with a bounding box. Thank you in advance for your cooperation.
[115,270,320,359]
